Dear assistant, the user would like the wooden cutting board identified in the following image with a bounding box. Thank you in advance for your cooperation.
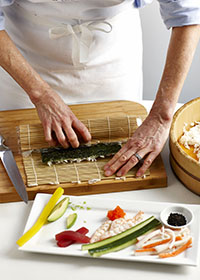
[0,100,167,203]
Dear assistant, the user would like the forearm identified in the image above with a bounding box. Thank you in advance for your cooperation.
[150,25,200,123]
[105,25,200,177]
[0,30,91,147]
[0,30,50,104]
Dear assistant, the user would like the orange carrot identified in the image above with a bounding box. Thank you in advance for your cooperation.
[143,236,182,249]
[143,238,171,249]
[135,248,156,253]
[159,238,192,259]
[175,236,182,241]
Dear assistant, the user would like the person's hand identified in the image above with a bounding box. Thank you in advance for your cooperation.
[32,88,91,148]
[104,112,171,177]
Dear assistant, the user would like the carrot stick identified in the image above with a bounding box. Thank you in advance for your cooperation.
[143,238,171,249]
[134,248,157,256]
[175,236,182,241]
[159,238,192,259]
[143,236,182,249]
[135,248,156,253]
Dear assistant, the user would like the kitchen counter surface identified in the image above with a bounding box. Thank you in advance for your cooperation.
[0,100,199,280]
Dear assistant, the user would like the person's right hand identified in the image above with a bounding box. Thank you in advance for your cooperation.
[32,88,91,148]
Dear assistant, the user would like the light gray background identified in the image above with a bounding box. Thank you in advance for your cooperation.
[140,0,200,103]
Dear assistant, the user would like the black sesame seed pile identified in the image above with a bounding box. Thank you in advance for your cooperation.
[167,213,187,227]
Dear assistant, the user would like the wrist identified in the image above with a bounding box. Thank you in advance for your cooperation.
[28,82,52,105]
[148,103,173,128]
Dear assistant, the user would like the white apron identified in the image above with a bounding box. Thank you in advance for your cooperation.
[0,0,143,110]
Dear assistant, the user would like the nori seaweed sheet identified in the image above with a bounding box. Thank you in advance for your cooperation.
[40,142,122,165]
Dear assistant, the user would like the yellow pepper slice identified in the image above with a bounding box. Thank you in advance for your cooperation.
[17,187,64,247]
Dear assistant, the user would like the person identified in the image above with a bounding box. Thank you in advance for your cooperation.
[0,0,200,179]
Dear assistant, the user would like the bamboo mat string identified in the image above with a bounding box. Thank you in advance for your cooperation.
[73,163,81,184]
[87,119,91,134]
[107,116,111,142]
[27,124,31,149]
[27,124,38,186]
[53,165,59,185]
[95,161,102,181]
[127,115,131,138]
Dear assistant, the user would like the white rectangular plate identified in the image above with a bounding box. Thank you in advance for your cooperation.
[19,194,200,266]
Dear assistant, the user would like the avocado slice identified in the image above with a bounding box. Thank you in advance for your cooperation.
[66,213,77,229]
[47,197,69,222]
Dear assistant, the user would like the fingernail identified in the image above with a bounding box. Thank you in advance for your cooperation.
[104,165,109,171]
[136,172,141,177]
[117,171,122,177]
[105,170,112,176]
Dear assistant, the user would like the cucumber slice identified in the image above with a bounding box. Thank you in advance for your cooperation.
[88,218,161,257]
[66,213,77,229]
[90,239,135,258]
[82,216,157,251]
[47,197,69,222]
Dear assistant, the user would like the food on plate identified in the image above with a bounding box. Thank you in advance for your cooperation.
[91,210,144,243]
[55,228,90,247]
[107,205,126,221]
[40,142,122,165]
[159,238,192,258]
[17,191,194,261]
[134,226,192,258]
[82,205,192,259]
[179,121,200,162]
[167,212,187,227]
[66,213,78,229]
[56,227,89,247]
[82,216,161,257]
[47,197,70,222]
[16,187,64,247]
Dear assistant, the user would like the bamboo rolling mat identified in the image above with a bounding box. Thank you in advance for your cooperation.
[19,115,149,187]
[0,101,167,203]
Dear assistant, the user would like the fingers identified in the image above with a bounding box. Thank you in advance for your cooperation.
[136,152,158,177]
[61,118,91,148]
[43,122,58,147]
[62,123,79,148]
[104,147,135,176]
[104,148,146,177]
[52,124,70,148]
[104,145,129,171]
[104,147,159,178]
[35,92,91,148]
[43,118,91,148]
[72,119,92,143]
[115,148,148,177]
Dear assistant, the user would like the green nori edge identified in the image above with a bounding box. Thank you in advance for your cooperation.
[40,142,122,165]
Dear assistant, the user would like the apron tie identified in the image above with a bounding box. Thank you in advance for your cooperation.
[49,21,112,67]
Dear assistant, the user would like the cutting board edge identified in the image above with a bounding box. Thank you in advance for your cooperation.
[0,176,167,203]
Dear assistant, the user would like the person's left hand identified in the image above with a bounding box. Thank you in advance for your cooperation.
[103,112,171,177]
